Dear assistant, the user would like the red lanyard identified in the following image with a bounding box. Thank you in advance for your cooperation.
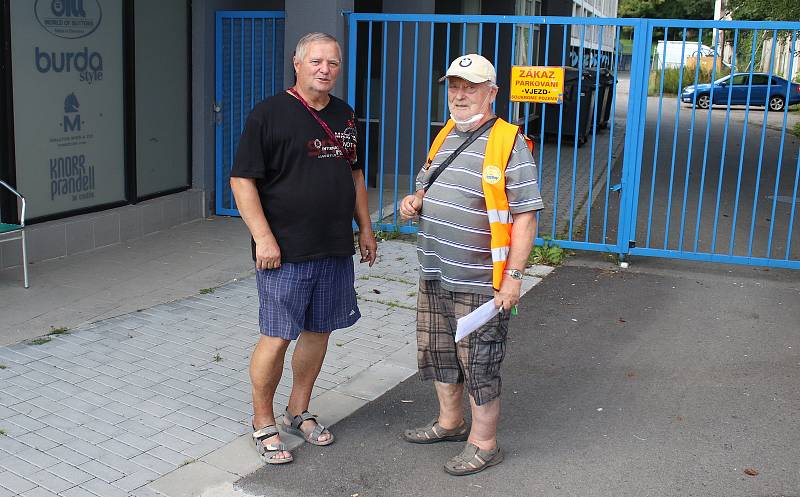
[286,87,356,166]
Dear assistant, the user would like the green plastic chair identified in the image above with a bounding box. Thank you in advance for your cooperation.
[0,179,28,288]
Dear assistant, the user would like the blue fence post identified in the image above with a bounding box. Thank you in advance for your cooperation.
[616,18,651,259]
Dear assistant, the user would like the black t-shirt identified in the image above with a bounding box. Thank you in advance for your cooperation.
[231,92,362,262]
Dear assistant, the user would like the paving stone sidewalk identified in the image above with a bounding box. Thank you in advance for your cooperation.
[0,241,552,497]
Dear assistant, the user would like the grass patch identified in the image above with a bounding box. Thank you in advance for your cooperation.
[649,64,730,96]
[212,352,223,363]
[199,288,215,295]
[47,326,69,335]
[178,459,195,467]
[791,122,800,139]
[0,364,7,370]
[407,291,417,297]
[0,429,6,436]
[29,337,51,346]
[529,236,567,266]
[375,229,402,241]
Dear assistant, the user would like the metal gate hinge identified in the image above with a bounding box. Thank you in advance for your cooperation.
[628,240,636,248]
[610,183,622,192]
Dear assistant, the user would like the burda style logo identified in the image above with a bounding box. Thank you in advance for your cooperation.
[35,0,103,39]
[34,0,105,84]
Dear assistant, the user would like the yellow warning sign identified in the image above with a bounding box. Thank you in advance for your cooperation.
[510,66,565,104]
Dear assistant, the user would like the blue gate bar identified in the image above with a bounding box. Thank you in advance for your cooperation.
[662,28,688,250]
[365,22,374,197]
[506,25,516,122]
[271,20,276,96]
[585,24,605,243]
[601,25,621,242]
[728,33,761,256]
[536,23,551,243]
[377,21,388,227]
[767,30,798,258]
[214,13,223,218]
[708,30,738,252]
[260,20,264,101]
[682,32,704,252]
[787,149,800,260]
[645,27,669,248]
[568,24,587,241]
[444,23,451,123]
[409,22,420,206]
[425,21,434,170]
[492,22,500,114]
[747,29,779,257]
[551,24,569,239]
[392,23,404,228]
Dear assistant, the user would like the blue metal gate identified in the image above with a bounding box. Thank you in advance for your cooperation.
[626,19,800,268]
[346,13,800,269]
[215,11,285,216]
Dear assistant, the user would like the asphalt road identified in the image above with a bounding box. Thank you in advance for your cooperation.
[237,256,800,497]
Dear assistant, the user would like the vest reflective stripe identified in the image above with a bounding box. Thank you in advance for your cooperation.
[491,246,509,262]
[426,118,530,290]
[487,209,512,225]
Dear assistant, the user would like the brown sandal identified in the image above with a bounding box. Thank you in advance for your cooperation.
[444,443,503,476]
[402,418,469,444]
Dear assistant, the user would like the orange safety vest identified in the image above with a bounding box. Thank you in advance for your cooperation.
[425,118,533,290]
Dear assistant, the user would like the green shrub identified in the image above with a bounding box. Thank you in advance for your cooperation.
[649,64,730,96]
[529,237,566,266]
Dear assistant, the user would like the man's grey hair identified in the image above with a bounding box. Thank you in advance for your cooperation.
[294,32,341,62]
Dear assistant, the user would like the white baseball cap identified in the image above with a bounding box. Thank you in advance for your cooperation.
[440,54,497,84]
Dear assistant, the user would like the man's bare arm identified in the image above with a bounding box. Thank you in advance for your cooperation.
[494,211,537,311]
[352,169,377,266]
[230,177,281,270]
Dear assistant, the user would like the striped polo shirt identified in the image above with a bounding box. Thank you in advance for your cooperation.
[415,126,544,296]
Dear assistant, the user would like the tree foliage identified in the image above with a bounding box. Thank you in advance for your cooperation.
[726,0,800,21]
[618,0,715,20]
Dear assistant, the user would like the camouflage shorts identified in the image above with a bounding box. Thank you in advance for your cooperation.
[416,279,510,406]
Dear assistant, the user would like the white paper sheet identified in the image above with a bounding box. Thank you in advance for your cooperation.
[455,299,500,342]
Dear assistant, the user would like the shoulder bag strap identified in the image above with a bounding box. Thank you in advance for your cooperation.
[423,117,497,192]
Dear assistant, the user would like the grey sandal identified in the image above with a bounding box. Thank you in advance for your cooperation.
[282,409,334,446]
[252,423,293,464]
[444,443,504,476]
[402,418,469,444]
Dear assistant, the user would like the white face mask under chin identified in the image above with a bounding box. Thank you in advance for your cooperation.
[451,113,484,131]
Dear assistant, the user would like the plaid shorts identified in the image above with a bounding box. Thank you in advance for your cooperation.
[256,256,360,340]
[416,279,510,406]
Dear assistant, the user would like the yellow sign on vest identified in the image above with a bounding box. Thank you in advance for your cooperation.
[483,165,502,185]
[510,66,565,104]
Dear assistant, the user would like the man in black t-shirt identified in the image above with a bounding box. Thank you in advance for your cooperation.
[230,32,377,465]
